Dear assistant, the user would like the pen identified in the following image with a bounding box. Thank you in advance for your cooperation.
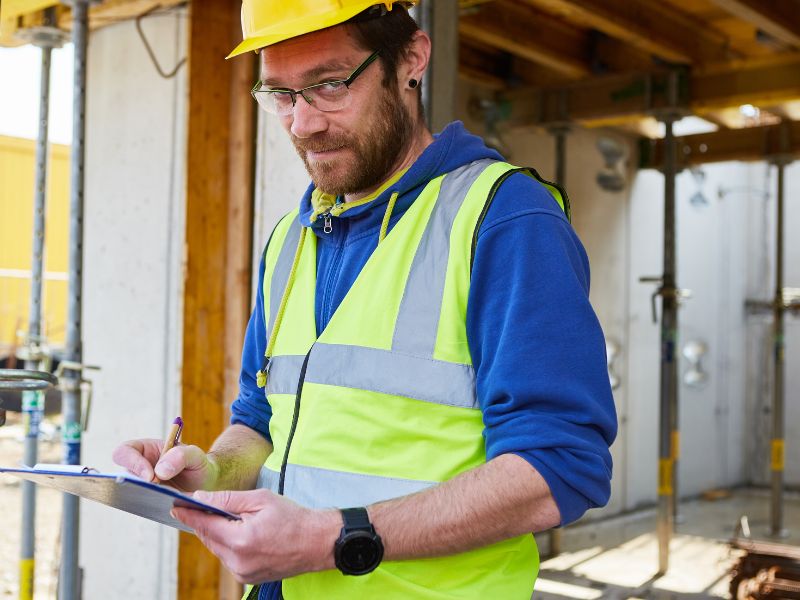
[154,416,183,484]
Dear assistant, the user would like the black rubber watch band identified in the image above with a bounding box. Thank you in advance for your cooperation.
[341,507,372,531]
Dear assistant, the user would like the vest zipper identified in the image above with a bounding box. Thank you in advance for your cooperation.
[277,348,312,495]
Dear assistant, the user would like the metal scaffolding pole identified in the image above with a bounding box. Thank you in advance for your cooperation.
[60,1,90,597]
[15,12,68,599]
[770,147,788,538]
[656,112,681,577]
[21,19,53,600]
[546,123,570,559]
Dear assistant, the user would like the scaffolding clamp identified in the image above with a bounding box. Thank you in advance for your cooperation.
[55,361,100,432]
[0,369,58,392]
[639,276,692,323]
[16,25,69,49]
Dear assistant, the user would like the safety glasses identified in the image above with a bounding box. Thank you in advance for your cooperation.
[251,50,381,116]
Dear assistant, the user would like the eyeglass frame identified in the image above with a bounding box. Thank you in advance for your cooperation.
[251,50,382,115]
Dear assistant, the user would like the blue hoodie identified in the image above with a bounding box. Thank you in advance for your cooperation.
[232,123,617,579]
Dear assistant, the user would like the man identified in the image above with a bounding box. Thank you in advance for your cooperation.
[113,2,617,598]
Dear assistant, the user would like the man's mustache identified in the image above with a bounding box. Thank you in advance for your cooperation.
[292,133,351,154]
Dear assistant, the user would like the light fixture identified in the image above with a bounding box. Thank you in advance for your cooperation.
[682,340,708,388]
[606,339,621,390]
[596,136,627,192]
[689,167,709,208]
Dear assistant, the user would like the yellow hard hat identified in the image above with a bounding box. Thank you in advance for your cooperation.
[228,0,418,59]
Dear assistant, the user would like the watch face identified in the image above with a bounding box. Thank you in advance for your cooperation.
[341,532,382,575]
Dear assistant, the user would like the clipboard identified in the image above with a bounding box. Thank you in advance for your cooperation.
[0,464,241,533]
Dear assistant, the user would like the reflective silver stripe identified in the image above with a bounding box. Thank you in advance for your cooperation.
[268,216,302,340]
[283,463,436,509]
[257,467,280,494]
[265,354,307,396]
[306,343,477,409]
[392,159,497,357]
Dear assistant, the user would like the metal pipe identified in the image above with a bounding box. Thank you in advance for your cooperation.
[554,127,567,187]
[657,115,679,576]
[60,1,90,597]
[20,16,55,598]
[546,124,569,559]
[770,156,786,537]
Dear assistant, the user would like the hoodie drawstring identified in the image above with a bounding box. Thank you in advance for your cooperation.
[257,226,308,388]
[379,192,399,244]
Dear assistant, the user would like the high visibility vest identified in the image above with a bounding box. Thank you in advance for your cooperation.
[250,159,569,599]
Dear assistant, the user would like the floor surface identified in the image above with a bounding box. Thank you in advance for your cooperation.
[535,489,800,599]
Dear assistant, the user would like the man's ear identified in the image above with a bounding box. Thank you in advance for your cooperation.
[398,29,431,89]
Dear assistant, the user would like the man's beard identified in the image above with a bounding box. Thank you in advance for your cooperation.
[291,85,415,196]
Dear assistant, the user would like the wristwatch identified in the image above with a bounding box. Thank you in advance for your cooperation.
[334,507,384,576]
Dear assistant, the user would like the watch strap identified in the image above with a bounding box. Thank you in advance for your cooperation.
[340,507,372,532]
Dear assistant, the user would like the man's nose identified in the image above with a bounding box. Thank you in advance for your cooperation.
[290,96,329,139]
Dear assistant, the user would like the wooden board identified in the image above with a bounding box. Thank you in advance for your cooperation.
[180,1,255,599]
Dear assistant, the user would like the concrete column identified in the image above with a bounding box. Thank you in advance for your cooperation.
[417,0,459,133]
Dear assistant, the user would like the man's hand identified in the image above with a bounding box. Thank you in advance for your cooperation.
[172,489,339,583]
[112,439,219,493]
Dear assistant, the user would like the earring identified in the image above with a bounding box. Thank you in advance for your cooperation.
[409,79,419,89]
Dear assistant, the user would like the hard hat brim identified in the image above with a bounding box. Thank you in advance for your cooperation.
[227,1,415,59]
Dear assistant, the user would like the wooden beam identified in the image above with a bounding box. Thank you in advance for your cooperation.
[55,0,186,32]
[219,9,256,600]
[180,1,254,599]
[458,41,508,89]
[639,120,800,168]
[708,0,800,48]
[519,0,688,63]
[460,0,590,78]
[520,0,737,64]
[503,53,800,127]
[692,54,800,110]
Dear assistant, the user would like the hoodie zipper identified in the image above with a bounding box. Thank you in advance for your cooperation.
[278,209,339,493]
[277,347,312,495]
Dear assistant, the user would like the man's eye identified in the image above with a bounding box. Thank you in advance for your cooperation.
[318,81,345,92]
[270,91,294,105]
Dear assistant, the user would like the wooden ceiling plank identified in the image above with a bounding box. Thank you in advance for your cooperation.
[707,0,800,48]
[458,41,508,89]
[51,0,186,32]
[639,120,800,168]
[520,0,737,64]
[502,54,800,126]
[459,1,590,78]
[692,55,800,110]
[520,0,690,63]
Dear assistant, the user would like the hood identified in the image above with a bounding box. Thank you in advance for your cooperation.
[298,121,504,231]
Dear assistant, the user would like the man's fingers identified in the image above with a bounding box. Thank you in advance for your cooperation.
[172,506,238,541]
[154,447,184,480]
[193,489,271,515]
[154,444,205,480]
[112,441,160,481]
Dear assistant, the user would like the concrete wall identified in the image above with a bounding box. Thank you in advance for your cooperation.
[457,79,800,519]
[80,11,186,599]
[744,161,800,488]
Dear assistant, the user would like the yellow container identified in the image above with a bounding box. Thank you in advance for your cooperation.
[0,135,70,349]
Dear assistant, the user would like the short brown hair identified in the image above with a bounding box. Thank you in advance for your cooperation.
[347,6,425,116]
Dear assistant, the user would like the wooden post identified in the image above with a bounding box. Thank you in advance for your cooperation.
[180,1,256,598]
